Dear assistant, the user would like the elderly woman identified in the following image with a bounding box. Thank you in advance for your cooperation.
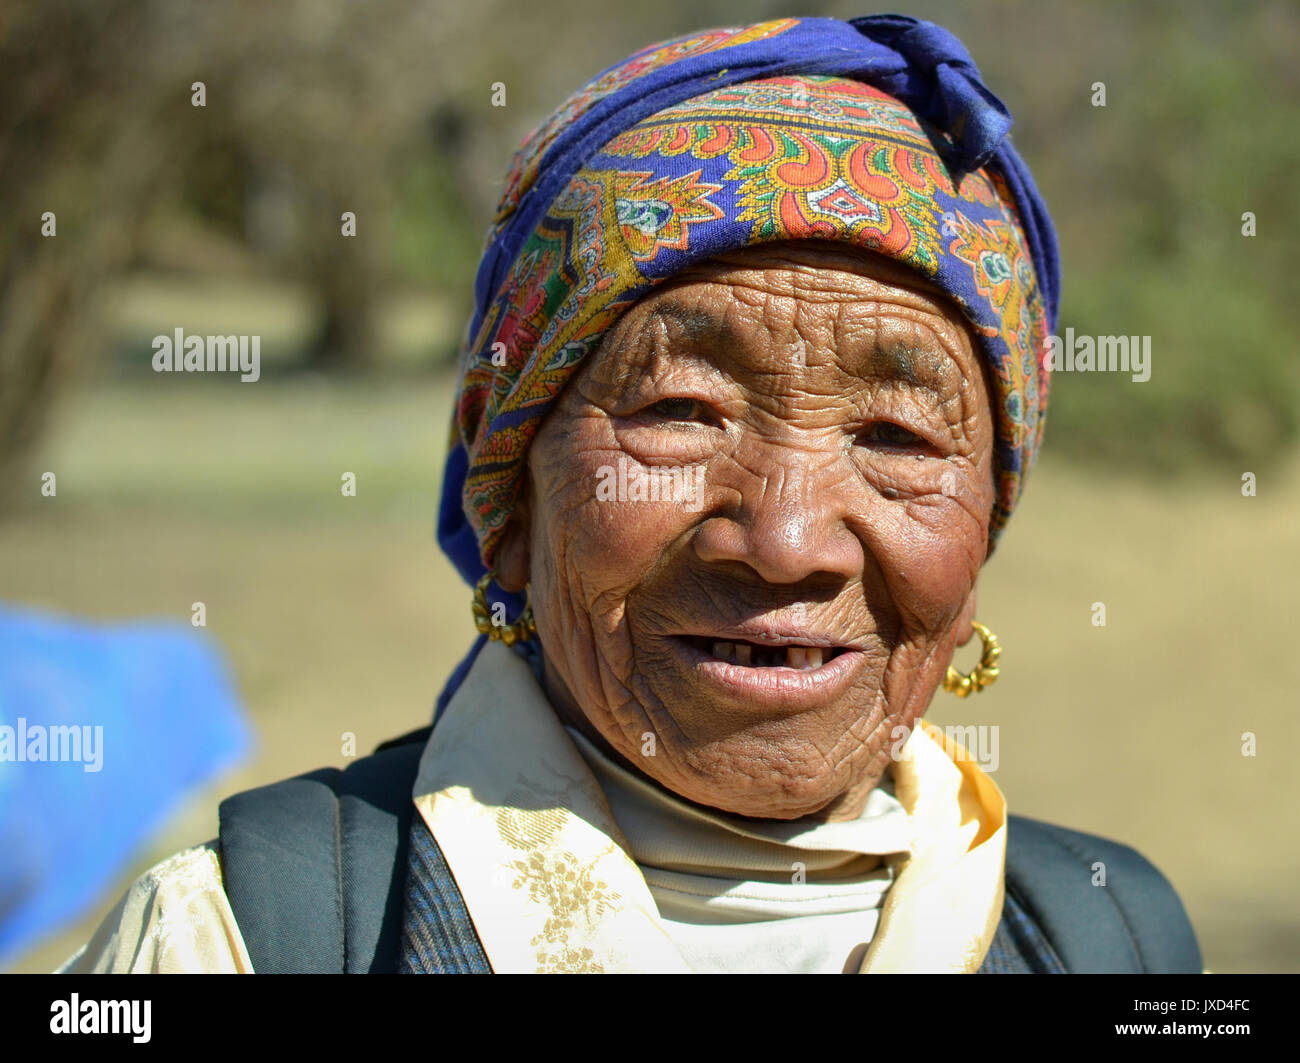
[63,14,1200,974]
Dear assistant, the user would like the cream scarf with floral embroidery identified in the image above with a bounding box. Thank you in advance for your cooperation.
[413,639,1007,974]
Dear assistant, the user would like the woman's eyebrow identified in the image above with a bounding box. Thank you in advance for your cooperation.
[842,327,959,392]
[596,302,727,392]
[864,340,927,387]
[642,299,738,348]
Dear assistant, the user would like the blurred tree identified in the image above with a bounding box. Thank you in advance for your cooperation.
[0,0,493,501]
[0,0,179,508]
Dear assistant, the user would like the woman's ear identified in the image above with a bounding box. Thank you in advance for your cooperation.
[955,588,978,647]
[493,485,532,593]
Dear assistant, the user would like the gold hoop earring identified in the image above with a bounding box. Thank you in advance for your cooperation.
[943,620,1000,697]
[471,572,537,646]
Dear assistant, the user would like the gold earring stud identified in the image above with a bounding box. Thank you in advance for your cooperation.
[943,620,1000,697]
[471,571,537,646]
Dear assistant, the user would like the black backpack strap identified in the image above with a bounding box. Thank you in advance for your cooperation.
[219,739,427,973]
[1001,814,1202,973]
[218,767,346,973]
[336,742,426,972]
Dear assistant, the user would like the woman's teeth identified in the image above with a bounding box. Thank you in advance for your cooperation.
[711,641,825,669]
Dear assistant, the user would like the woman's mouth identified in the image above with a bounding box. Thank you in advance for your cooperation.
[670,633,870,709]
[679,635,849,670]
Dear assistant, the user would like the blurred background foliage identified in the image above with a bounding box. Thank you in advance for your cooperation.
[1,0,1297,494]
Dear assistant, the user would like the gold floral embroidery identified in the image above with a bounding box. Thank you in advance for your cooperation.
[496,799,624,973]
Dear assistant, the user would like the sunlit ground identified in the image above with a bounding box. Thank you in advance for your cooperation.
[4,374,1297,973]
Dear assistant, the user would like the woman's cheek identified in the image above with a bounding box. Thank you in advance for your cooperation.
[542,444,694,591]
[876,509,981,638]
[848,463,985,633]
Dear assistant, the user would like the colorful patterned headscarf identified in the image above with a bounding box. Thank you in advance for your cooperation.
[438,14,1060,595]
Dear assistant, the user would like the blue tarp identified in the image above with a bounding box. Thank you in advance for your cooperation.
[0,605,253,966]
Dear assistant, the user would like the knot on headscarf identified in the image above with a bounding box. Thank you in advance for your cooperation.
[849,15,1014,173]
[439,15,1060,601]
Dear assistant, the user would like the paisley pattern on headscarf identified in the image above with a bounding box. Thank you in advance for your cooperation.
[438,16,1059,593]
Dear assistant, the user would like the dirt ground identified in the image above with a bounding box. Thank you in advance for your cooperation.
[4,375,1297,973]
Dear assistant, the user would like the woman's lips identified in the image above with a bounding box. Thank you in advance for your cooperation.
[669,634,870,708]
[682,635,845,669]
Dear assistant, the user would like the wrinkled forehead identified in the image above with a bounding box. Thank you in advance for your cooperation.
[584,240,989,397]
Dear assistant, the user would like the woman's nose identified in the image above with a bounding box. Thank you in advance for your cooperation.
[692,445,865,585]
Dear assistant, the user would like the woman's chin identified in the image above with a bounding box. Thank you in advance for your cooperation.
[680,785,852,822]
[649,748,881,822]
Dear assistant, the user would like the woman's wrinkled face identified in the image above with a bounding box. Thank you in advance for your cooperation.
[496,240,996,821]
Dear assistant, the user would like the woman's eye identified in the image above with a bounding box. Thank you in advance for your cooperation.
[860,422,927,448]
[646,398,707,422]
